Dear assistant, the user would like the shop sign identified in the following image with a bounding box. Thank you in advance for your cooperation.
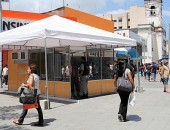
[2,18,34,31]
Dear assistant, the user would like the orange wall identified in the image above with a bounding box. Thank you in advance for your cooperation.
[2,50,8,68]
[2,10,51,20]
[63,7,114,32]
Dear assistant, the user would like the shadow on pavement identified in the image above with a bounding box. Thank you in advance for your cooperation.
[44,118,56,126]
[127,115,142,122]
[0,105,38,121]
[30,118,56,127]
[0,125,31,130]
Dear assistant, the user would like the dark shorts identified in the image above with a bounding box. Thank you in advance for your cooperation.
[163,78,169,85]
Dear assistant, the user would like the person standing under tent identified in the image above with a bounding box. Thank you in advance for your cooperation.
[79,57,89,99]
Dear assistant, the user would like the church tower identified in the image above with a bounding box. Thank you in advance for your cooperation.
[144,0,166,61]
[144,0,162,27]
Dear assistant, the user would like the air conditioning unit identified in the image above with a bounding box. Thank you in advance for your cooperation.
[12,51,29,64]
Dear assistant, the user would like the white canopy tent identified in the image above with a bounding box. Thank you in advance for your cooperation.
[0,15,136,48]
[0,15,136,106]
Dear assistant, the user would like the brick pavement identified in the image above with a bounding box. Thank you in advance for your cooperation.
[0,74,170,130]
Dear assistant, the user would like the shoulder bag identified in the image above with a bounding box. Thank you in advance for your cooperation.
[117,69,132,92]
[19,74,37,104]
[19,87,37,104]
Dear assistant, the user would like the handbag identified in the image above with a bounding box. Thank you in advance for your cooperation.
[19,87,37,104]
[117,69,132,92]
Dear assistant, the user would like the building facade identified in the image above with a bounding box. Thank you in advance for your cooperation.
[101,0,166,63]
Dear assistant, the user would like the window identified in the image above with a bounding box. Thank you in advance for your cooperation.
[118,18,122,22]
[119,26,122,29]
[128,26,130,28]
[113,20,117,22]
[114,27,117,30]
[128,19,130,21]
[150,6,156,9]
[21,52,25,59]
[12,52,18,59]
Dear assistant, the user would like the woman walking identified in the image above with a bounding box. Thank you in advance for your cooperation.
[117,61,136,122]
[161,60,170,93]
[13,64,44,126]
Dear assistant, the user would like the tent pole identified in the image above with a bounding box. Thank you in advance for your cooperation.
[44,38,49,109]
[68,45,71,98]
[100,45,103,94]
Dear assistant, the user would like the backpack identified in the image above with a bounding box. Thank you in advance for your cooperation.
[83,62,90,75]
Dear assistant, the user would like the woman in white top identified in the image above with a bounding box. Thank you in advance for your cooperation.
[117,61,135,122]
[13,64,44,126]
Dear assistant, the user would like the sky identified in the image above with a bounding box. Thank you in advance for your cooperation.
[7,0,170,37]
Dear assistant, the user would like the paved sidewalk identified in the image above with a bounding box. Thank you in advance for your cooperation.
[0,75,170,130]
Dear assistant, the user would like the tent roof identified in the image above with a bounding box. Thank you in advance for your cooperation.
[0,15,136,50]
[114,48,128,52]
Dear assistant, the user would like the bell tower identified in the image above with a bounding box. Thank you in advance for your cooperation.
[144,0,162,27]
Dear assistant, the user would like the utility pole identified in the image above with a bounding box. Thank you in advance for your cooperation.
[63,0,65,7]
[0,0,2,88]
[0,0,2,32]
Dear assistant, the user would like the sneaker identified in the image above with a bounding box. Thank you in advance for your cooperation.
[122,119,130,122]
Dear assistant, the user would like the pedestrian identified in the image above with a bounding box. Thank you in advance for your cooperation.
[144,63,147,80]
[71,65,80,99]
[159,62,164,82]
[152,62,158,81]
[89,63,93,79]
[117,61,136,122]
[13,63,44,126]
[2,64,8,85]
[127,60,135,81]
[146,63,152,81]
[61,66,65,81]
[79,57,89,99]
[161,60,170,93]
[139,63,144,77]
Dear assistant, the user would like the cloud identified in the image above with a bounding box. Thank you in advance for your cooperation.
[9,0,106,14]
[163,9,170,17]
[64,0,106,14]
[106,9,128,14]
[97,9,128,16]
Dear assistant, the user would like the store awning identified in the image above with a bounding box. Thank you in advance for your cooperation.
[128,48,139,58]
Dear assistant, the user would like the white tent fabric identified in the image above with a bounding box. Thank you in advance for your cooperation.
[114,48,128,52]
[0,15,136,49]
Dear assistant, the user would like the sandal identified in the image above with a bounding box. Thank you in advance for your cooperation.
[164,90,170,93]
[13,120,23,125]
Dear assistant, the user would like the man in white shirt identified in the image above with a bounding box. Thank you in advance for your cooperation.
[2,64,8,85]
